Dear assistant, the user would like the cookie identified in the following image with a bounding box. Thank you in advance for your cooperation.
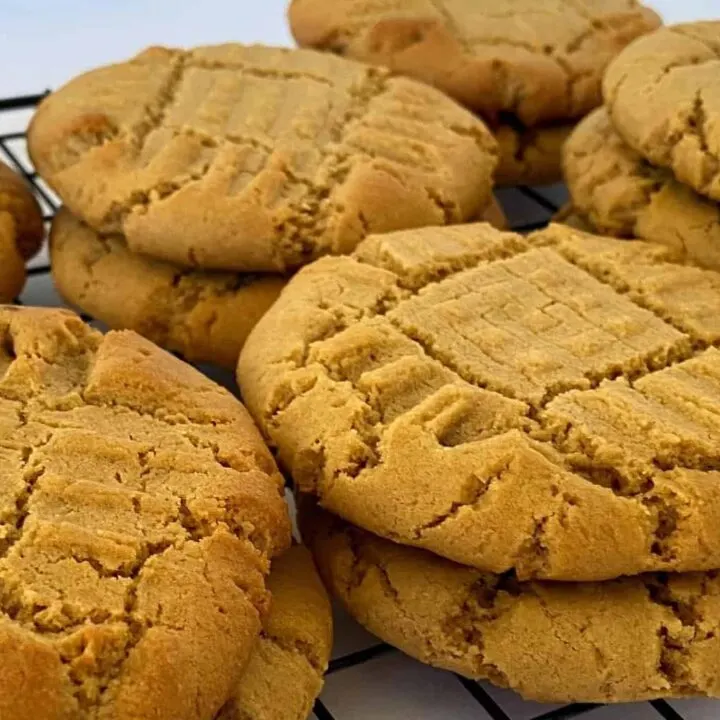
[239,221,720,582]
[303,506,720,704]
[218,545,332,720]
[28,44,497,273]
[0,162,44,302]
[50,208,286,369]
[564,108,720,271]
[604,22,720,202]
[495,122,573,187]
[289,0,661,126]
[0,306,291,720]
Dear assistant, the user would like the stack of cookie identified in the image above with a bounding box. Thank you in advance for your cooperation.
[563,22,720,271]
[288,0,662,186]
[239,220,720,703]
[0,161,44,302]
[0,305,333,720]
[28,43,502,370]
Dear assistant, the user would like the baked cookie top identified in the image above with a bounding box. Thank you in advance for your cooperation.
[564,108,720,271]
[239,222,720,582]
[50,208,285,369]
[0,306,291,720]
[28,44,497,273]
[289,0,661,126]
[218,545,332,720]
[604,22,720,202]
[304,506,720,704]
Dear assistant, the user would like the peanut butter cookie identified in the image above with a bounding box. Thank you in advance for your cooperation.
[303,506,720,703]
[218,545,332,720]
[0,162,44,302]
[28,44,496,273]
[604,22,720,202]
[239,222,720,582]
[51,209,285,369]
[289,0,661,126]
[0,306,291,720]
[565,108,720,271]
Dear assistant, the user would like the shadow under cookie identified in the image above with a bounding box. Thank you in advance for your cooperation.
[238,221,720,582]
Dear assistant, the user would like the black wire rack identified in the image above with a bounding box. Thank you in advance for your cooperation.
[5,92,713,720]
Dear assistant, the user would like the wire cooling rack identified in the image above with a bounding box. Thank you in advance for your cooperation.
[4,92,718,720]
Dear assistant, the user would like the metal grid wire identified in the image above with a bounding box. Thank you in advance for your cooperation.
[3,92,712,720]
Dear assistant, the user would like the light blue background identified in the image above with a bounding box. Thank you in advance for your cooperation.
[0,0,714,96]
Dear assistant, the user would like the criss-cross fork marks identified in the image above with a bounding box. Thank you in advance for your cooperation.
[38,43,493,271]
[253,224,720,577]
[277,228,720,451]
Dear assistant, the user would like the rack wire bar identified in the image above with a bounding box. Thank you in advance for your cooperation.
[5,90,704,720]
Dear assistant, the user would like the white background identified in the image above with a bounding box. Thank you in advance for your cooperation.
[0,2,718,720]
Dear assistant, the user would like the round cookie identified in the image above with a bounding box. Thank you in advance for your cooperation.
[239,221,720,582]
[28,44,497,273]
[495,122,573,187]
[0,306,291,720]
[303,506,720,704]
[289,0,661,126]
[0,162,44,302]
[604,22,720,202]
[51,208,286,369]
[565,108,720,271]
[218,545,332,720]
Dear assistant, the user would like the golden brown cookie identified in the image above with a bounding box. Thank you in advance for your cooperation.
[218,545,332,720]
[0,162,44,302]
[604,22,720,202]
[239,222,720,582]
[50,208,285,369]
[28,44,497,273]
[0,306,291,720]
[303,506,720,704]
[564,108,720,271]
[289,0,661,126]
[495,122,573,187]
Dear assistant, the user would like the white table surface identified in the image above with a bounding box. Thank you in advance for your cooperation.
[0,2,718,720]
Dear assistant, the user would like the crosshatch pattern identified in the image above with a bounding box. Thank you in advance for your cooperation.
[3,92,718,720]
